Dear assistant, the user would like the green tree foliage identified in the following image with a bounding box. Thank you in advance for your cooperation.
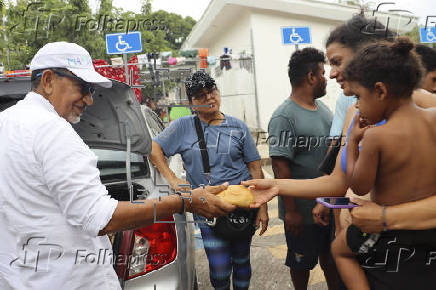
[1,0,196,70]
[140,0,152,15]
[405,25,421,43]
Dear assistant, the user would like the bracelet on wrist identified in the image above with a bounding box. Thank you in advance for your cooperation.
[176,192,185,214]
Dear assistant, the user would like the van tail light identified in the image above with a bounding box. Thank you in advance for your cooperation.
[128,216,177,279]
[112,216,177,283]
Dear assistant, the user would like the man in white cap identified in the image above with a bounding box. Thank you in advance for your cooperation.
[0,42,235,289]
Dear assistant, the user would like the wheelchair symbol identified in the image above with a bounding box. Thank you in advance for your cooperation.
[427,28,436,42]
[289,28,303,44]
[115,35,132,52]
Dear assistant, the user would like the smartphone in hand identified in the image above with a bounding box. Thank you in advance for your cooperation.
[316,197,359,209]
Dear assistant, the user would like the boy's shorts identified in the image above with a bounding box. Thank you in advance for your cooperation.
[346,224,381,254]
[284,224,332,270]
[346,224,436,290]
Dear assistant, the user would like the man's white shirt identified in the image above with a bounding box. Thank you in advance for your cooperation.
[0,92,120,289]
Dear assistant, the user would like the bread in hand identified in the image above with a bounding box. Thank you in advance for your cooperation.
[217,185,254,208]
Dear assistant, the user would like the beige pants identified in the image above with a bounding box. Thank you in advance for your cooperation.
[338,189,371,229]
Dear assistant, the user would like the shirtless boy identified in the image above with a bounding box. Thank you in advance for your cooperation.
[331,38,436,290]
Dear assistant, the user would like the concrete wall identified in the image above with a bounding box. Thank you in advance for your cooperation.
[205,11,259,128]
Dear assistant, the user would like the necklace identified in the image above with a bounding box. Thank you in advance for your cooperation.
[291,95,318,110]
[199,112,226,125]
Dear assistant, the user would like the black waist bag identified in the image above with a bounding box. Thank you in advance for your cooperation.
[212,208,258,240]
[193,115,258,240]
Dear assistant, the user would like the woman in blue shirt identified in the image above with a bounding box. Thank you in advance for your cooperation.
[150,71,268,290]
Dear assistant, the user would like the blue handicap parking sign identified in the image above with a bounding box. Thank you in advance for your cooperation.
[420,27,436,43]
[282,27,311,45]
[106,31,142,54]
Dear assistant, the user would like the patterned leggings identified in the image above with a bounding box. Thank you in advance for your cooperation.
[198,221,252,290]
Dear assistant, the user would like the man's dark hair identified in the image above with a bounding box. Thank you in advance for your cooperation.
[415,44,436,73]
[184,71,216,102]
[30,68,75,90]
[326,15,397,51]
[344,37,424,98]
[31,69,44,90]
[288,48,325,87]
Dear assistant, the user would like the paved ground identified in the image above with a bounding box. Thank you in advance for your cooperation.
[194,165,328,290]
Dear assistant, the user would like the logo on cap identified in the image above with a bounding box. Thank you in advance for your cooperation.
[67,56,91,67]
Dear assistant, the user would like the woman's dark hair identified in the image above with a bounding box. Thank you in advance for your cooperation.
[185,71,216,102]
[344,37,424,98]
[326,15,397,51]
[288,48,325,87]
[415,44,436,73]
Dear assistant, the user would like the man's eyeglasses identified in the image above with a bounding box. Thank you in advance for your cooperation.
[192,87,217,101]
[36,69,95,97]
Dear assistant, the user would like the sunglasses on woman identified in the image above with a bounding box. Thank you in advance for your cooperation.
[192,87,218,102]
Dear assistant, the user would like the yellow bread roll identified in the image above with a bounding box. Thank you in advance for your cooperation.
[217,185,254,208]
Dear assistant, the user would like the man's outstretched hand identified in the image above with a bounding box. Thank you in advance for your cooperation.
[186,183,236,219]
[241,179,279,208]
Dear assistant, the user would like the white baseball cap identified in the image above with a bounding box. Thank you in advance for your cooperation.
[30,42,112,88]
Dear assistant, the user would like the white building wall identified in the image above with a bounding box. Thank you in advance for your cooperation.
[251,12,343,131]
[205,11,259,128]
[181,0,417,131]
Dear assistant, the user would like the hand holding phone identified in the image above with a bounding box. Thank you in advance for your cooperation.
[316,197,359,209]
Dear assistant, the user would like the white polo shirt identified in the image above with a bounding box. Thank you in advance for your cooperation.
[0,92,120,289]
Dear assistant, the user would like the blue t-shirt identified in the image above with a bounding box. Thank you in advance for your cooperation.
[330,92,357,137]
[154,115,261,188]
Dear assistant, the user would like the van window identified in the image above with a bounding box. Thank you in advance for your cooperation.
[92,149,149,182]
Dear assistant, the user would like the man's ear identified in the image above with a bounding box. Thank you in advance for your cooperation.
[307,71,316,86]
[374,82,388,101]
[40,70,56,96]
